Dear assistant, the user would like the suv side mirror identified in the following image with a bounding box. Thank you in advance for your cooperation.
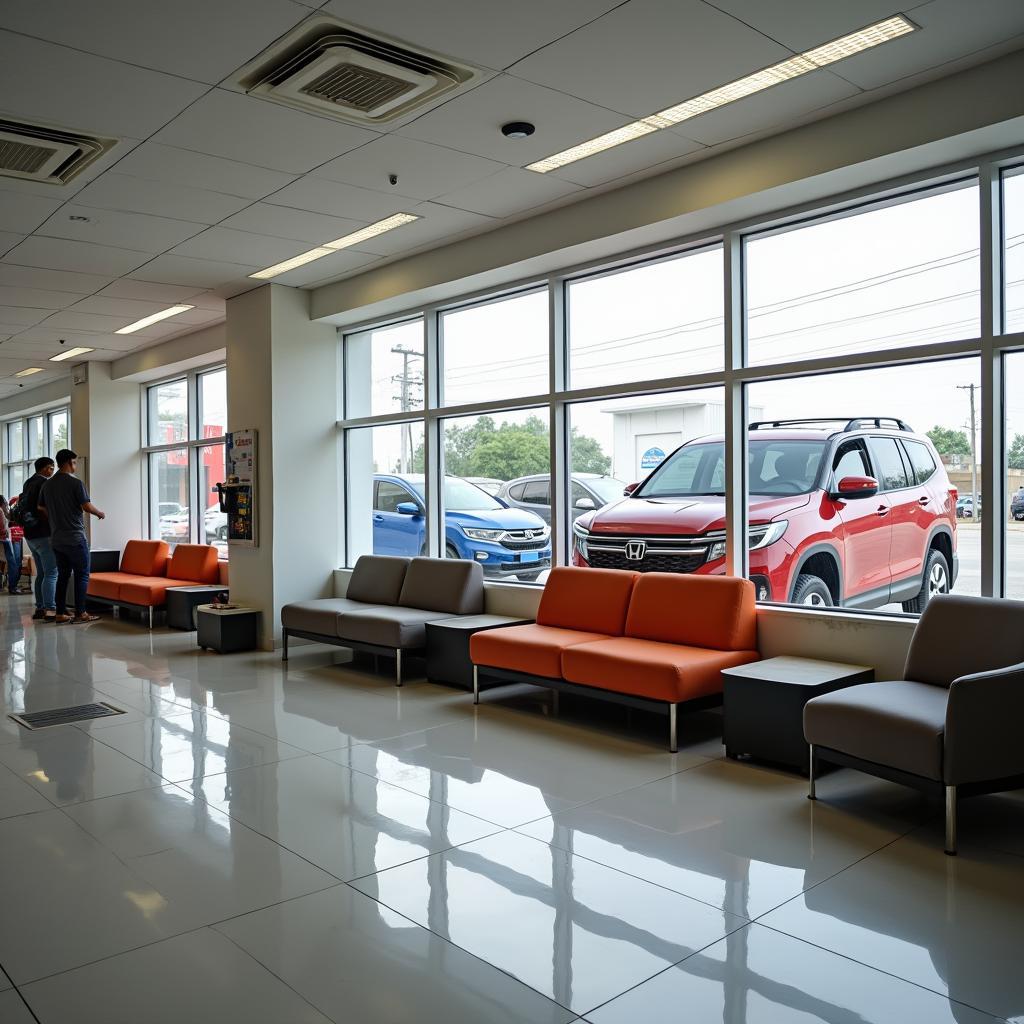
[833,475,879,500]
[623,482,639,496]
[396,501,421,516]
[574,496,596,510]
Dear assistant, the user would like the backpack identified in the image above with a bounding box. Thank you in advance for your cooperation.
[9,492,39,531]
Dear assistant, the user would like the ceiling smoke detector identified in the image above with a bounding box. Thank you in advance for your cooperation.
[0,119,116,186]
[238,16,481,126]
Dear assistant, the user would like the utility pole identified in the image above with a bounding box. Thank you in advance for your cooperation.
[391,345,423,474]
[957,384,978,518]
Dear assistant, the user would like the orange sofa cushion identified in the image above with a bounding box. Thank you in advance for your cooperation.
[120,539,168,578]
[118,578,198,607]
[536,567,638,636]
[471,623,612,679]
[625,573,757,651]
[563,637,760,703]
[166,544,219,585]
[87,572,137,601]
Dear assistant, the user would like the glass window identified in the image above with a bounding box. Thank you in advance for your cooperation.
[1006,352,1024,600]
[148,379,188,445]
[520,480,549,505]
[6,464,25,499]
[866,436,911,491]
[376,480,417,513]
[27,417,44,459]
[1005,169,1024,334]
[832,442,870,482]
[441,292,548,406]
[345,319,424,419]
[904,440,937,484]
[199,443,227,556]
[49,410,69,451]
[149,450,190,548]
[200,369,227,439]
[7,422,23,463]
[746,184,980,365]
[568,247,723,390]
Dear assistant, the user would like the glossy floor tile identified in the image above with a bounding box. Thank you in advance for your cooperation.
[185,754,500,880]
[0,762,53,819]
[0,989,36,1024]
[351,829,744,1014]
[22,928,333,1024]
[519,757,931,918]
[217,884,575,1024]
[585,922,1002,1024]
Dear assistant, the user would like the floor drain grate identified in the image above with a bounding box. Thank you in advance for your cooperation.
[8,702,126,730]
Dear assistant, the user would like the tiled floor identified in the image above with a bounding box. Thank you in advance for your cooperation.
[1,596,1022,1023]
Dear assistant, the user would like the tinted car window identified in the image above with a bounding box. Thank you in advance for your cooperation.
[521,480,549,504]
[904,440,937,484]
[832,443,870,482]
[376,481,413,513]
[508,483,526,501]
[867,436,911,491]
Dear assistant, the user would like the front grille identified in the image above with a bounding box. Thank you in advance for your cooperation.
[589,550,707,573]
[501,531,548,550]
[585,532,710,574]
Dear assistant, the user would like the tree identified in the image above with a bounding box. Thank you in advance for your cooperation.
[1008,433,1024,471]
[926,425,971,457]
[570,428,612,474]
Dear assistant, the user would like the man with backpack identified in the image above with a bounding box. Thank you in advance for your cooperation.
[0,492,24,595]
[16,456,58,621]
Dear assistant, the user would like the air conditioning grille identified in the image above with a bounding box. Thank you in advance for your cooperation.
[0,140,57,175]
[303,64,416,112]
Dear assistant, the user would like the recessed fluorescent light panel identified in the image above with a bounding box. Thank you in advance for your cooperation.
[14,367,43,377]
[527,14,916,172]
[249,214,421,280]
[115,304,194,335]
[50,347,93,362]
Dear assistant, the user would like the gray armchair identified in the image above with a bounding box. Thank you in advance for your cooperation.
[803,594,1024,855]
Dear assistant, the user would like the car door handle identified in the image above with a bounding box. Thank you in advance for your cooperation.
[918,496,930,505]
[373,515,384,522]
[876,505,889,517]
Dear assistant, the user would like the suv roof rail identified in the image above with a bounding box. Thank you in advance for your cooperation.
[748,417,914,433]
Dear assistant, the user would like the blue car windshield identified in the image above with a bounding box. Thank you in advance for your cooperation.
[409,477,504,511]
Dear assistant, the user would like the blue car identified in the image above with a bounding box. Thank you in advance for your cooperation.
[373,474,551,580]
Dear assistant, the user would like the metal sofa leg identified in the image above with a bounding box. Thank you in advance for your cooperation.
[808,744,817,800]
[668,703,678,753]
[945,785,958,856]
[395,649,402,687]
[148,606,153,630]
[282,630,289,662]
[473,665,479,705]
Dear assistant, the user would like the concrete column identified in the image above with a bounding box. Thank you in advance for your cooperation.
[226,284,339,649]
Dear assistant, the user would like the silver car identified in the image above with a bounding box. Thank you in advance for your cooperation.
[497,473,627,525]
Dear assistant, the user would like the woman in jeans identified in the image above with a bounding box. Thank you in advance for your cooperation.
[0,495,23,595]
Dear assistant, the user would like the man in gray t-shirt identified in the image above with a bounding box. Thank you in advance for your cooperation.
[38,449,105,624]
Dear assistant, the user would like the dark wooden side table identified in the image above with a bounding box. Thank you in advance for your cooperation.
[196,605,259,654]
[166,586,228,631]
[426,615,531,688]
[722,656,874,774]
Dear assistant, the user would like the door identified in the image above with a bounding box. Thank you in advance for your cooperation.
[867,436,919,585]
[900,438,943,577]
[832,440,893,600]
[519,479,551,523]
[374,480,422,556]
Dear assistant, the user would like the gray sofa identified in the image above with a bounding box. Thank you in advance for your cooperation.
[804,594,1024,855]
[281,554,485,684]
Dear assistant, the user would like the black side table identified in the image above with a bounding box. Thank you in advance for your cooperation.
[426,615,531,688]
[166,586,228,631]
[722,656,874,774]
[197,605,260,654]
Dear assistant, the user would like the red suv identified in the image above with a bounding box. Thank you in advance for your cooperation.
[572,418,958,613]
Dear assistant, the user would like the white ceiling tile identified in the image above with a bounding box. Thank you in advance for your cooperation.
[68,296,190,320]
[98,280,207,304]
[72,174,252,224]
[548,129,705,187]
[0,31,205,138]
[44,310,154,333]
[1,236,155,277]
[350,201,495,256]
[436,166,582,217]
[0,265,114,294]
[322,0,625,69]
[270,247,380,287]
[36,205,204,254]
[218,203,367,244]
[0,191,64,235]
[266,177,414,220]
[110,143,297,200]
[151,89,379,174]
[127,253,261,289]
[396,74,630,164]
[819,0,1024,91]
[510,0,790,116]
[0,305,50,326]
[211,278,264,299]
[674,69,861,147]
[0,286,83,311]
[0,232,24,257]
[0,0,310,85]
[313,136,506,199]
[171,227,311,265]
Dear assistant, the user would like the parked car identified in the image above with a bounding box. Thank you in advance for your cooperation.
[158,508,189,539]
[158,502,184,519]
[498,473,628,525]
[464,477,504,496]
[572,418,958,613]
[956,495,981,518]
[372,474,551,581]
[204,504,228,540]
[1012,487,1024,522]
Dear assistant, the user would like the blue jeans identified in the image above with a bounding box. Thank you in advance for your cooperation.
[2,539,22,593]
[54,537,90,616]
[26,536,58,611]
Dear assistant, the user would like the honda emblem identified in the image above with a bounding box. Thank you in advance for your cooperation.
[625,540,647,561]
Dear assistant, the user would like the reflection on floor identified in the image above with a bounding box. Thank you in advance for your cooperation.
[1,594,1022,1023]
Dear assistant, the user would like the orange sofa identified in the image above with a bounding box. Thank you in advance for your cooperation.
[88,540,221,628]
[471,567,760,751]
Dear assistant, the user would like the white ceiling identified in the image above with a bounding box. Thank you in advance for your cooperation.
[1,0,1023,399]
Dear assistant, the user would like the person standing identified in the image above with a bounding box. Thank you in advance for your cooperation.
[38,449,105,624]
[19,456,58,621]
[0,494,23,595]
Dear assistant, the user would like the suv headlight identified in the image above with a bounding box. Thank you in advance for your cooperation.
[707,521,788,561]
[572,520,590,558]
[462,527,505,541]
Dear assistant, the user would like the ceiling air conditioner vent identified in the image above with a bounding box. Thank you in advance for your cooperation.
[238,17,480,126]
[0,120,116,186]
